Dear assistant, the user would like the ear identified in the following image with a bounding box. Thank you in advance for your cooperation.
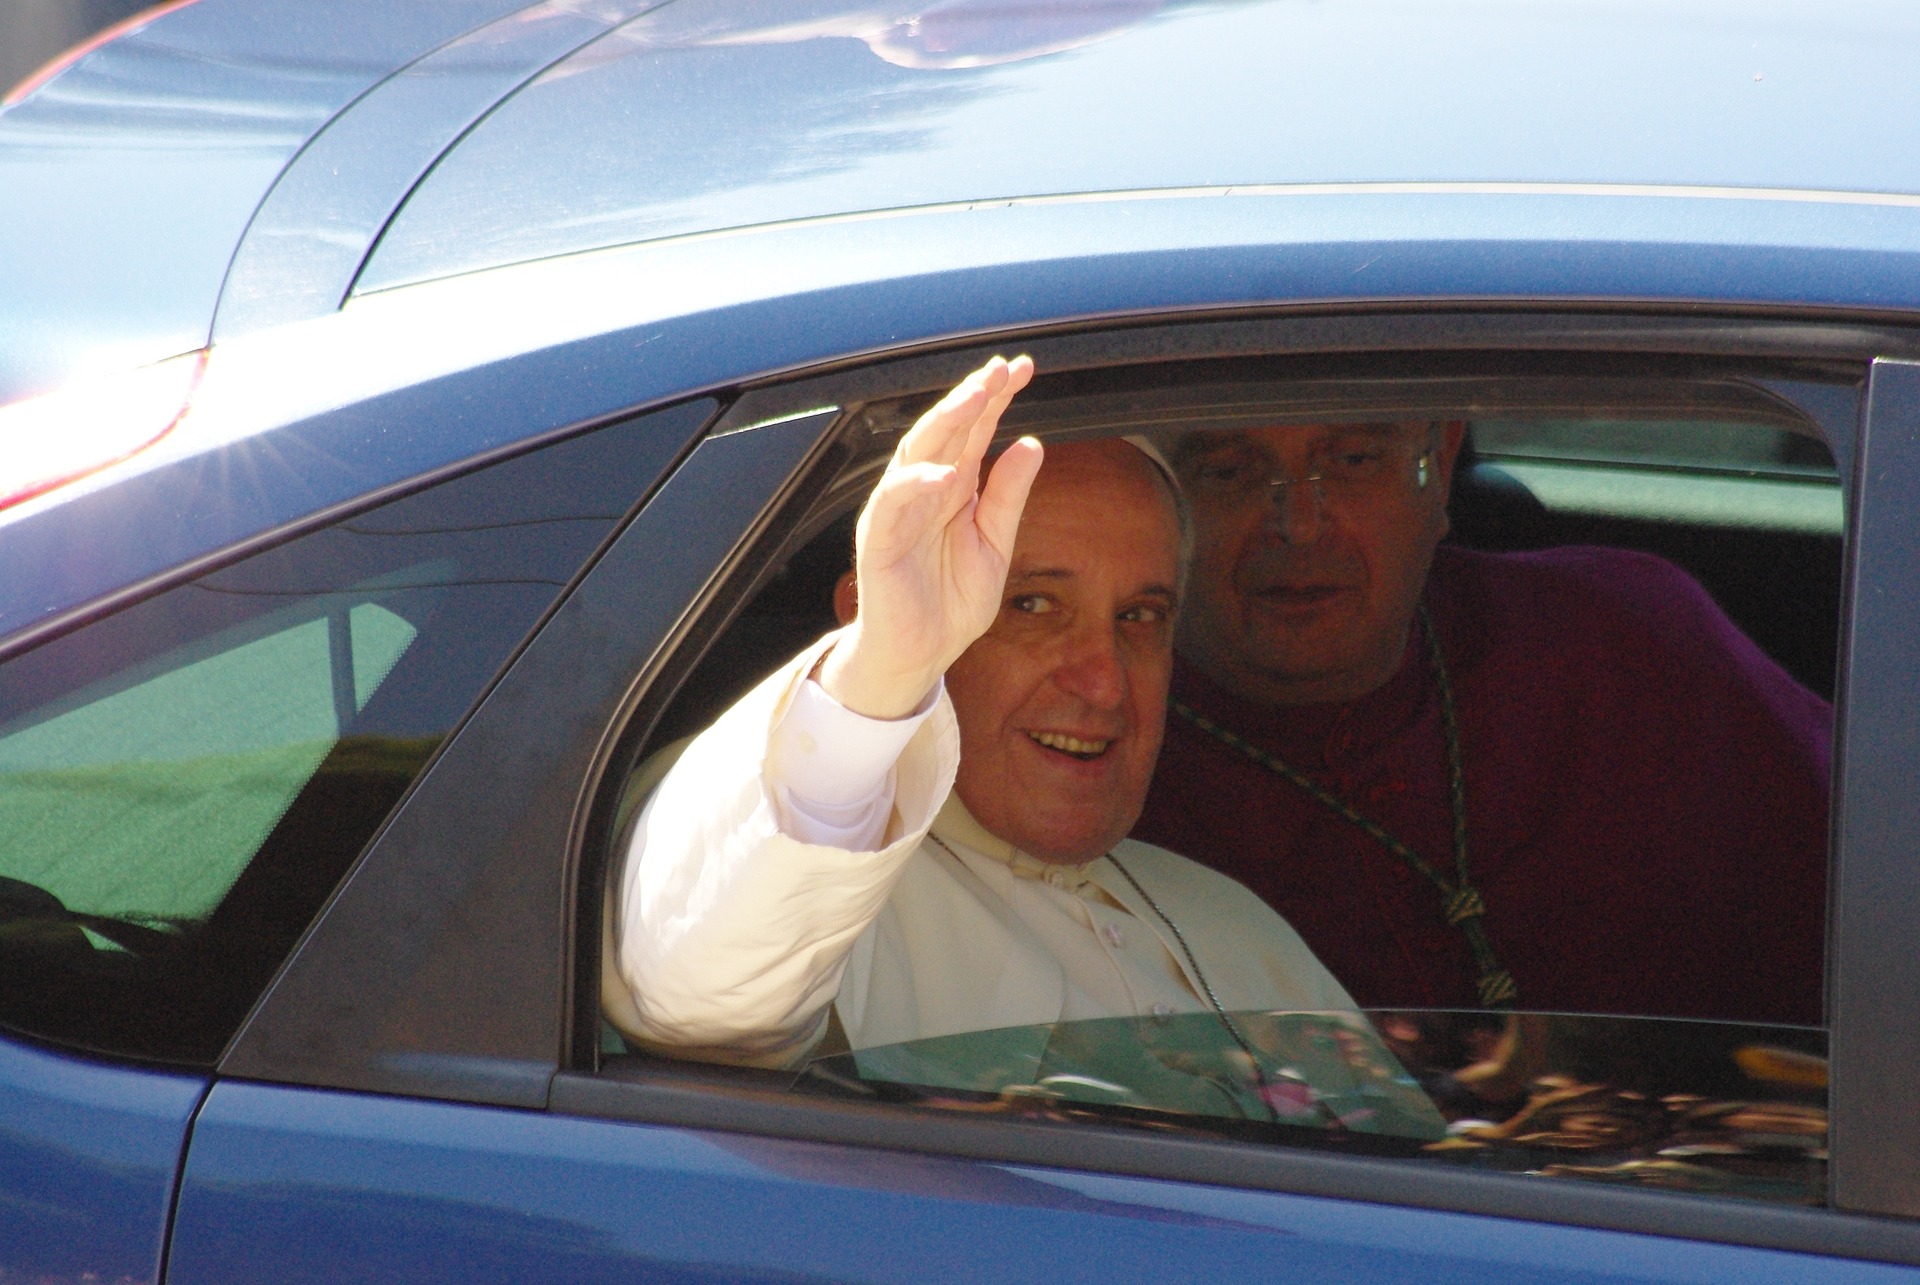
[1430,420,1468,540]
[1432,420,1468,493]
[832,570,858,625]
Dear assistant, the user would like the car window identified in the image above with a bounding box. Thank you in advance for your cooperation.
[593,372,1842,1214]
[1452,416,1840,699]
[0,419,656,1064]
[0,602,419,928]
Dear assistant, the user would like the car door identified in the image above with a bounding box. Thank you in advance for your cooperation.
[161,324,1920,1281]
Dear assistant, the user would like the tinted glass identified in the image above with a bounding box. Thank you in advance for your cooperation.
[1453,417,1840,698]
[795,1010,1829,1207]
[1471,418,1842,539]
[0,418,657,1063]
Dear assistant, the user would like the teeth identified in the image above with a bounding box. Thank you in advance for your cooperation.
[1030,732,1111,756]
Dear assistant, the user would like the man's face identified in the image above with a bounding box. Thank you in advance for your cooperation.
[1174,422,1463,706]
[944,441,1182,865]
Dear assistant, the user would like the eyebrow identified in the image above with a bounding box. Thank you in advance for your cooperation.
[1006,568,1178,601]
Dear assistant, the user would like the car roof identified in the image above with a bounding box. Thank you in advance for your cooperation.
[359,0,1920,292]
[8,0,1920,413]
[0,0,545,405]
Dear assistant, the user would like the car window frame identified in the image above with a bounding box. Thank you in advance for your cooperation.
[227,310,1920,1266]
[1829,356,1920,1219]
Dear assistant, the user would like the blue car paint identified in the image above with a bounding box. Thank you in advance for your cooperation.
[0,1035,205,1284]
[4,184,1913,649]
[210,0,676,341]
[0,0,537,405]
[360,0,1920,292]
[168,1081,1916,1283]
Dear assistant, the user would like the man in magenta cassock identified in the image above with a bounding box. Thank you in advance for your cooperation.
[1132,422,1830,1026]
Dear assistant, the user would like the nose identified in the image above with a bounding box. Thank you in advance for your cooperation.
[1052,621,1127,710]
[1266,477,1326,545]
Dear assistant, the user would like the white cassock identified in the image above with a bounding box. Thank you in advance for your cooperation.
[602,632,1355,1070]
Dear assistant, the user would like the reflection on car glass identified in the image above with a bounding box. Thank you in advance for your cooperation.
[0,416,664,1063]
[810,1010,1445,1140]
[795,1010,1828,1207]
[1472,418,1842,536]
[0,599,418,926]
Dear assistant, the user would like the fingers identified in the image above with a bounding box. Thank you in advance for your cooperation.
[986,354,1034,414]
[895,354,1032,472]
[858,460,960,562]
[895,361,998,469]
[974,435,1044,560]
[955,354,1033,481]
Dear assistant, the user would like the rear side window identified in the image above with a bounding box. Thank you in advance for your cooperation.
[0,419,657,1064]
[594,365,1842,1211]
[1,603,418,928]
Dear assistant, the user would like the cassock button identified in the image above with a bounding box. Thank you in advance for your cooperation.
[1152,1003,1173,1022]
[1101,923,1124,948]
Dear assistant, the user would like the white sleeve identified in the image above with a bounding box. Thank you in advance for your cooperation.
[607,635,959,1066]
[765,676,940,851]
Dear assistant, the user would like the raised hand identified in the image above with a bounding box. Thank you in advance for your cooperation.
[818,355,1041,719]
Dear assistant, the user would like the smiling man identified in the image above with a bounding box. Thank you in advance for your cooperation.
[1132,421,1832,1024]
[605,358,1351,1066]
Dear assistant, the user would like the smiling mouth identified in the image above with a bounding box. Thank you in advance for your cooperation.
[1253,584,1345,605]
[1251,583,1344,599]
[1029,731,1113,761]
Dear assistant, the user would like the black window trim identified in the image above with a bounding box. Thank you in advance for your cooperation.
[0,397,723,1071]
[1829,357,1920,1221]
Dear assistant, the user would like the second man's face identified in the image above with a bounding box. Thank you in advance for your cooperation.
[1174,422,1462,707]
[944,440,1182,865]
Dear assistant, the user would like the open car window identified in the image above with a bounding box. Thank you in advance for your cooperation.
[592,358,1843,1216]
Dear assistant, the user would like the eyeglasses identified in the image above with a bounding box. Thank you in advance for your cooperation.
[1183,436,1434,506]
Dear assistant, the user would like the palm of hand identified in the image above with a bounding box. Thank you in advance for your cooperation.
[822,356,1041,719]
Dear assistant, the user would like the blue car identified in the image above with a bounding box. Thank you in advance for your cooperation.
[5,0,1920,1278]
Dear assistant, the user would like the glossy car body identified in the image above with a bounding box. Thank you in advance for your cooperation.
[6,0,1920,1279]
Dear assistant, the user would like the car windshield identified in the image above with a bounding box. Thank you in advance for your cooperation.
[794,1010,1828,1207]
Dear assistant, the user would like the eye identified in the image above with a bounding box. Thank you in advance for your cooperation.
[1191,458,1253,486]
[1323,445,1388,479]
[1119,602,1172,625]
[1009,594,1055,614]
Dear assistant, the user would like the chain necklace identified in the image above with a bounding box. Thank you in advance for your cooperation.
[1168,602,1517,1010]
[1103,852,1269,1075]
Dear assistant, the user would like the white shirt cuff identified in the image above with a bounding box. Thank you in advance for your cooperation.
[766,676,941,850]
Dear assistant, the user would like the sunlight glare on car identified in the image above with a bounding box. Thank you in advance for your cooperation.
[0,349,206,512]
